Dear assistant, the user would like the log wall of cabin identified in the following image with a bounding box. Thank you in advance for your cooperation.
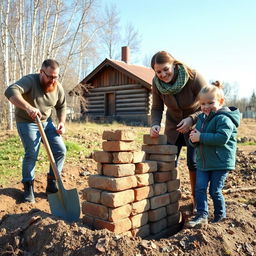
[85,84,149,116]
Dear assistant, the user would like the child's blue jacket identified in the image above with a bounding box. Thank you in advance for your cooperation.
[191,106,240,171]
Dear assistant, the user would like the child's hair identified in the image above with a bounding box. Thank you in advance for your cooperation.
[199,81,225,100]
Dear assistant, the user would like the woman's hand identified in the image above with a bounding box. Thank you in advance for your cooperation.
[150,125,160,138]
[189,129,200,143]
[176,117,193,134]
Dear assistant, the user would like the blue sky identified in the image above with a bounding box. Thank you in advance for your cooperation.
[101,0,255,99]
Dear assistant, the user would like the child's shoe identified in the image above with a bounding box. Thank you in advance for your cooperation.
[185,214,208,228]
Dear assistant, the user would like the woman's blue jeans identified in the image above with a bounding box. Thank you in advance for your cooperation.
[16,120,66,182]
[196,169,228,219]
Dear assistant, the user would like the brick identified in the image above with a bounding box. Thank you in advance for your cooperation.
[82,202,108,220]
[135,161,157,174]
[148,154,176,162]
[154,172,172,183]
[93,151,112,163]
[82,188,101,203]
[88,175,137,192]
[167,179,180,192]
[167,211,182,227]
[169,190,182,203]
[136,173,154,187]
[112,152,133,163]
[103,163,135,177]
[157,161,176,171]
[108,204,132,221]
[131,199,150,215]
[150,193,170,209]
[170,169,178,180]
[102,130,136,141]
[82,214,94,225]
[131,224,150,238]
[142,145,178,154]
[143,134,167,145]
[102,141,136,151]
[132,151,146,163]
[150,218,167,234]
[134,186,154,201]
[148,207,167,222]
[166,202,179,215]
[101,189,134,207]
[153,183,167,196]
[130,212,148,229]
[96,163,102,174]
[94,217,132,234]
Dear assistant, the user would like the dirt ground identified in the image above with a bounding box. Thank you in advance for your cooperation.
[0,122,255,256]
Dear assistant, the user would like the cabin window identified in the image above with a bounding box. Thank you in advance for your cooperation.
[104,92,115,116]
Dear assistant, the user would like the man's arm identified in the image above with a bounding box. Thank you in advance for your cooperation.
[8,94,42,120]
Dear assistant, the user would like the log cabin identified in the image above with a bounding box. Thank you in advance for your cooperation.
[69,47,155,125]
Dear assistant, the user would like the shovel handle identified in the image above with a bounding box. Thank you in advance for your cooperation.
[35,116,61,181]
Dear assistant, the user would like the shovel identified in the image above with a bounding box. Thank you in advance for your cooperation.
[36,116,80,222]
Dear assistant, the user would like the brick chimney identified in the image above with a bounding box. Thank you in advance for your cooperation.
[121,46,130,63]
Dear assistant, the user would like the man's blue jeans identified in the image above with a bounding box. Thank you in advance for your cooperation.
[16,120,66,182]
[195,169,228,219]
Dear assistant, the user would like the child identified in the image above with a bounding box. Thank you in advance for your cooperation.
[186,81,240,227]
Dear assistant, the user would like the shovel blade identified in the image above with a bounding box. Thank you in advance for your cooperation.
[48,188,80,222]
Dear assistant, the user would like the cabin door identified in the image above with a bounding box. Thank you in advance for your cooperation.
[105,92,115,116]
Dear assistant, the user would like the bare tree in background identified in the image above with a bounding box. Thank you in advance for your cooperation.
[100,3,121,59]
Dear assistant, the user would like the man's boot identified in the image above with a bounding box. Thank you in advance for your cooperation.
[189,170,196,213]
[23,180,35,203]
[46,175,58,193]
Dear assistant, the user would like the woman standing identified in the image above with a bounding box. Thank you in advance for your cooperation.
[150,51,207,210]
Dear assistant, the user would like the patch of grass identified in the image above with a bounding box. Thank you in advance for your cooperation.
[237,141,256,146]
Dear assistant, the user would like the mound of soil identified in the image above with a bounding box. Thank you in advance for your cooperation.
[0,145,255,256]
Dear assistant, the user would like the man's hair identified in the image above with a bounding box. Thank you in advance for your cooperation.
[41,59,59,69]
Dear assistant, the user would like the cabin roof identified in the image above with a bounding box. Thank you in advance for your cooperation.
[79,58,155,90]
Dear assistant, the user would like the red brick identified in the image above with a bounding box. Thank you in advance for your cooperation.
[153,172,171,183]
[82,202,108,220]
[153,183,167,196]
[82,188,101,203]
[166,202,179,215]
[131,199,150,215]
[157,161,176,171]
[103,163,135,177]
[136,173,154,187]
[170,169,178,180]
[148,207,167,222]
[135,161,157,174]
[108,204,132,221]
[93,151,112,163]
[150,193,170,209]
[102,141,136,151]
[131,224,150,238]
[112,152,133,163]
[94,217,132,234]
[102,130,136,141]
[88,175,137,192]
[130,212,148,229]
[142,145,178,154]
[134,186,154,201]
[169,190,182,203]
[82,214,94,225]
[167,211,182,226]
[101,189,134,207]
[132,151,146,163]
[148,154,176,162]
[143,134,167,145]
[150,218,167,234]
[167,179,180,192]
[97,163,102,174]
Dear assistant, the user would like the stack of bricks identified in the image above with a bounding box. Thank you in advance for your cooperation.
[82,130,182,238]
[142,135,182,237]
